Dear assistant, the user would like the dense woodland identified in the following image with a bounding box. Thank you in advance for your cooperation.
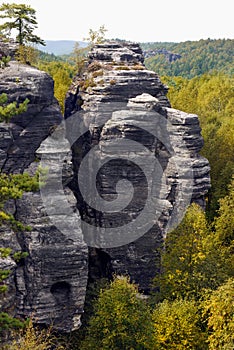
[143,39,234,77]
[0,3,233,348]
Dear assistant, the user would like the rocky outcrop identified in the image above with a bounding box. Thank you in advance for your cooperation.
[143,48,182,62]
[0,37,18,59]
[65,41,210,291]
[65,42,170,119]
[0,61,62,172]
[0,61,88,331]
[0,41,210,333]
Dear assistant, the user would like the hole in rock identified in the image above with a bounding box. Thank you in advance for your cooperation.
[50,281,71,304]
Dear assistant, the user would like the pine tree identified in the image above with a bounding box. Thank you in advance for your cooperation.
[0,3,45,46]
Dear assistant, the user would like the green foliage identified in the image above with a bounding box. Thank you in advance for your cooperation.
[152,299,207,349]
[37,61,75,113]
[3,319,65,349]
[0,3,45,46]
[0,172,39,236]
[80,276,153,350]
[0,55,10,68]
[153,203,232,301]
[0,313,25,333]
[70,42,88,75]
[38,50,63,63]
[16,44,39,65]
[12,251,28,263]
[84,25,108,44]
[79,76,97,91]
[162,73,234,220]
[0,248,11,259]
[0,93,29,122]
[214,177,234,248]
[0,172,39,208]
[0,171,39,333]
[144,39,234,78]
[202,278,234,350]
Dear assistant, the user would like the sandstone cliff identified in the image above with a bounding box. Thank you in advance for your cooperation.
[65,41,210,292]
[0,60,88,331]
[0,41,210,332]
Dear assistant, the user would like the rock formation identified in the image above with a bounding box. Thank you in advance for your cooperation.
[143,48,182,62]
[0,41,210,332]
[0,37,18,60]
[65,41,210,291]
[0,61,88,331]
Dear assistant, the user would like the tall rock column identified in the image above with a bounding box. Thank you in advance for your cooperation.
[65,41,210,291]
[0,61,88,331]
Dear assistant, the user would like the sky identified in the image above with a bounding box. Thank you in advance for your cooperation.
[1,0,233,42]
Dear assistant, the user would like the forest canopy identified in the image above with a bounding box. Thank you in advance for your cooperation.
[142,39,234,78]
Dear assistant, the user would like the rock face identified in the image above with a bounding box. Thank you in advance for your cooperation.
[65,42,170,119]
[0,41,210,333]
[0,61,88,331]
[65,41,211,291]
[0,62,62,172]
[0,37,18,59]
[143,48,182,62]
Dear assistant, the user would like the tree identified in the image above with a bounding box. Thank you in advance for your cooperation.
[84,25,107,45]
[80,276,153,350]
[0,3,45,46]
[162,73,234,221]
[71,42,88,75]
[153,203,231,301]
[37,61,75,113]
[214,177,234,248]
[152,299,207,349]
[16,44,39,65]
[203,278,234,350]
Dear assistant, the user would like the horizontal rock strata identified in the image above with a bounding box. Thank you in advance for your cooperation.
[65,41,210,291]
[0,61,88,331]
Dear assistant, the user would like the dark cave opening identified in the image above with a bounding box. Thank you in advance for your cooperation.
[50,281,71,304]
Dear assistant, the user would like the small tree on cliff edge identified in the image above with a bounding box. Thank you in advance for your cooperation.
[0,3,45,46]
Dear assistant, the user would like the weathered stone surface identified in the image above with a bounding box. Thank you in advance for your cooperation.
[65,41,170,119]
[0,37,18,59]
[65,41,210,291]
[0,60,88,331]
[13,138,88,331]
[0,40,210,332]
[0,61,62,172]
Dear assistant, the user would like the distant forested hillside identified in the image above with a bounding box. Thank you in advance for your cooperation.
[141,39,234,78]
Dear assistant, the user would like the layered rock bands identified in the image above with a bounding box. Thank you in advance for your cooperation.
[0,41,210,332]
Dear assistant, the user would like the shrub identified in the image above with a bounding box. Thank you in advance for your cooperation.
[87,61,103,72]
[109,79,116,85]
[0,55,10,68]
[92,69,104,78]
[80,76,97,90]
[3,319,65,350]
[132,64,145,70]
[115,65,130,70]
